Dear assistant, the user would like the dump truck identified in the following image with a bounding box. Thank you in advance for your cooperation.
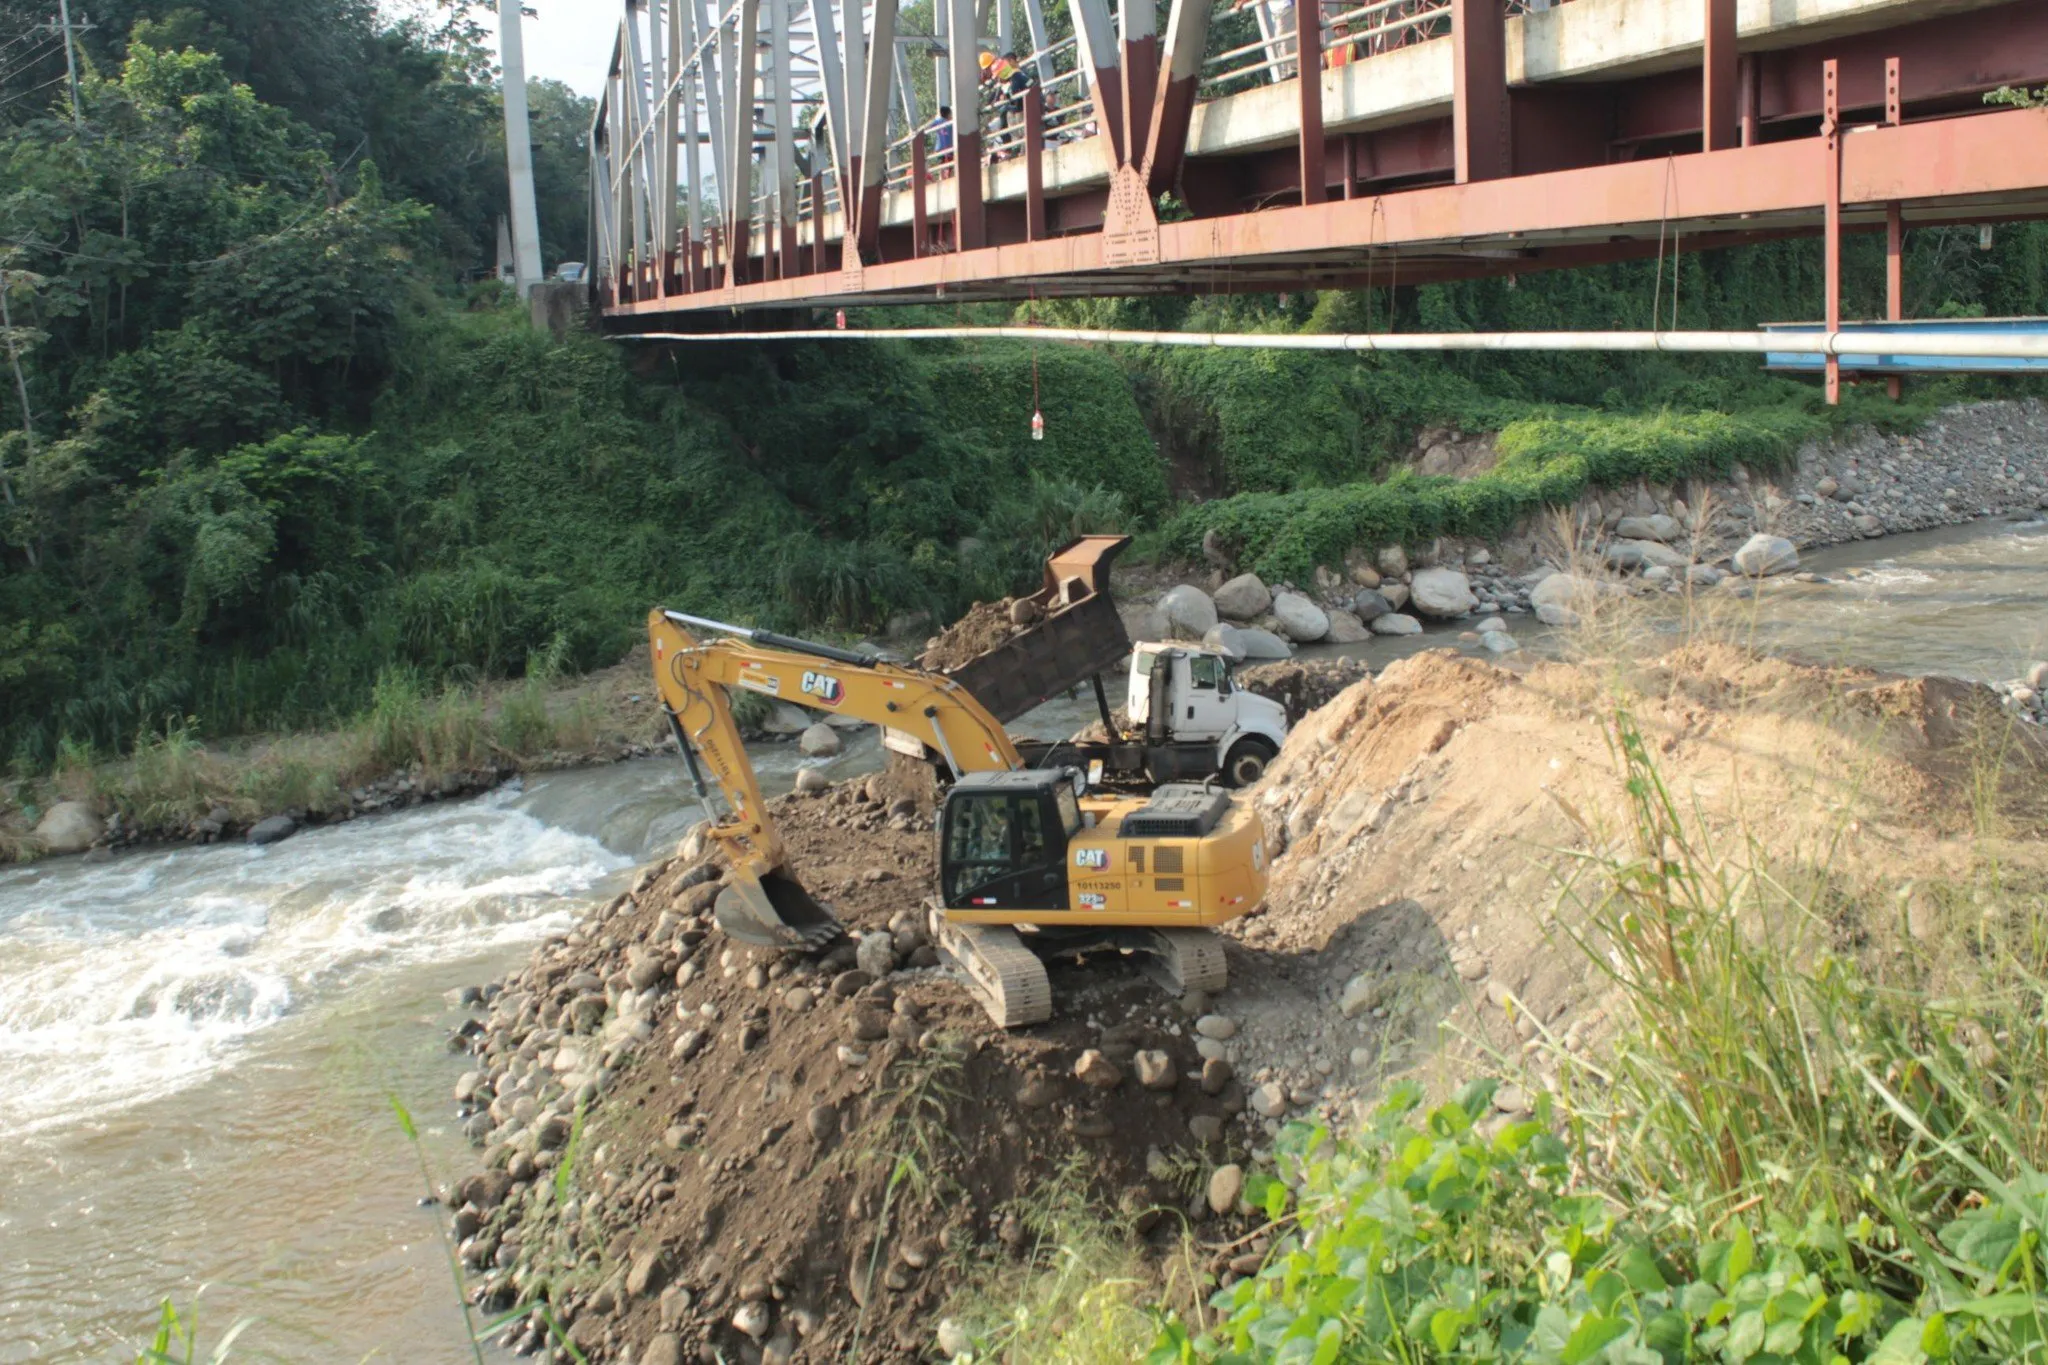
[894,535,1289,788]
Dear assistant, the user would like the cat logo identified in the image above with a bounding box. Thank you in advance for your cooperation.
[800,670,844,705]
[1074,848,1109,870]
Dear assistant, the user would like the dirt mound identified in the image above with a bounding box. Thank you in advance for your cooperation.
[1204,644,2048,1136]
[447,780,1251,1364]
[1237,657,1372,726]
[918,600,1023,671]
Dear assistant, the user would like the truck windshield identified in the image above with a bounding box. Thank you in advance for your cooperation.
[1133,651,1158,677]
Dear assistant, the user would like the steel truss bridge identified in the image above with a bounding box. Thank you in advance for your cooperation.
[588,0,2048,342]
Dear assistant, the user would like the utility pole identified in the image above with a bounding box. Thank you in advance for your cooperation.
[52,0,84,127]
[497,0,545,297]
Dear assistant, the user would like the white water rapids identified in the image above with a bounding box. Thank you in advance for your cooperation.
[6,517,2048,1359]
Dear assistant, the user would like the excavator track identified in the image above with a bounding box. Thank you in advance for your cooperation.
[927,908,1053,1029]
[1138,928,1230,997]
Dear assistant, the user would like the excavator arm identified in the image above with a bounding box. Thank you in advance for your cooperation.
[648,608,1023,948]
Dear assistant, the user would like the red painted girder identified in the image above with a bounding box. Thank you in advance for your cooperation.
[605,107,2048,316]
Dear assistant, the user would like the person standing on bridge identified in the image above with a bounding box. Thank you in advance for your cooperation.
[984,52,1031,162]
[930,106,955,181]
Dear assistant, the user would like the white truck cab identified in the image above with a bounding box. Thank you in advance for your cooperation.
[1126,643,1291,786]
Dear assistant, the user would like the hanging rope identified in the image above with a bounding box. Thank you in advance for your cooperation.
[1650,154,1678,334]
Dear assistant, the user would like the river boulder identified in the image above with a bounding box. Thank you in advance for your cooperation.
[799,723,842,757]
[1159,585,1219,639]
[1350,589,1391,622]
[1271,592,1330,643]
[1234,628,1295,660]
[1733,534,1799,577]
[1203,624,1249,662]
[247,814,297,846]
[1614,513,1681,542]
[1604,539,1686,571]
[34,801,101,855]
[1212,574,1272,622]
[1409,568,1478,619]
[1370,613,1423,636]
[1322,610,1370,644]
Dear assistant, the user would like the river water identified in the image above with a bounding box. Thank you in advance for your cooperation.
[6,515,2048,1361]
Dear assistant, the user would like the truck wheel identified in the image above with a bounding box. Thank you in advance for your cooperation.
[1222,737,1277,788]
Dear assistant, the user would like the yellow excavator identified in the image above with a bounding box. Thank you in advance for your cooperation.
[648,608,1270,1026]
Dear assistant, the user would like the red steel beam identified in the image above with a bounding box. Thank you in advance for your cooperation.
[1703,0,1737,151]
[1025,84,1048,241]
[1143,0,1213,195]
[1451,0,1507,184]
[608,106,2048,316]
[1886,55,1904,402]
[911,135,929,256]
[1823,59,1841,405]
[1299,2,1325,204]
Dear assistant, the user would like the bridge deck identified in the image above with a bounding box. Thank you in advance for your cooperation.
[589,0,2048,324]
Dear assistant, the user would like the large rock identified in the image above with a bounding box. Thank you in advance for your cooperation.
[1203,624,1248,662]
[1233,628,1294,661]
[1369,613,1422,636]
[1207,1163,1245,1216]
[1120,603,1171,644]
[760,702,813,735]
[794,767,830,794]
[1733,534,1799,577]
[1350,589,1391,622]
[1614,513,1681,542]
[1603,539,1686,571]
[1158,585,1219,639]
[1376,545,1409,579]
[1528,572,1619,626]
[34,801,101,855]
[1212,573,1272,622]
[1322,610,1370,644]
[798,723,842,757]
[1381,582,1410,611]
[247,815,297,846]
[1408,568,1477,619]
[1270,592,1329,643]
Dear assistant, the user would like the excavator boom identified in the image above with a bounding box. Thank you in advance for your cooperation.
[648,609,1022,948]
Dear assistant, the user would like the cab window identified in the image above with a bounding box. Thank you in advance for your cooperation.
[1189,654,1225,690]
[1054,785,1082,836]
[947,796,1012,869]
[1133,651,1159,677]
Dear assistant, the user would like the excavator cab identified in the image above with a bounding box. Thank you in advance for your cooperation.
[939,770,1086,911]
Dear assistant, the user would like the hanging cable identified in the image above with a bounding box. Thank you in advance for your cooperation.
[1027,287,1043,440]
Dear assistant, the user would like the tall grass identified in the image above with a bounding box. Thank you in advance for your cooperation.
[1156,709,2048,1362]
[1550,711,2048,1279]
[3,662,617,856]
[941,1154,1197,1364]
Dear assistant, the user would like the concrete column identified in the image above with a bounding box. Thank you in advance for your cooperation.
[498,0,545,295]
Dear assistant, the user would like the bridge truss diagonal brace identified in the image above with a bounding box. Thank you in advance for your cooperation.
[1142,0,1211,195]
[1066,0,1125,166]
[851,0,901,266]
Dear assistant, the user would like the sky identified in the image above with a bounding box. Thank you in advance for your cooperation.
[474,0,618,97]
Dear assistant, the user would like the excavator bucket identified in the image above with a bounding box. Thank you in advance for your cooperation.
[714,867,845,949]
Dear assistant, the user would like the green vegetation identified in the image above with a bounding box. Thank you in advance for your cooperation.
[1156,401,1842,584]
[4,0,2046,800]
[1140,715,2048,1363]
[133,1298,253,1365]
